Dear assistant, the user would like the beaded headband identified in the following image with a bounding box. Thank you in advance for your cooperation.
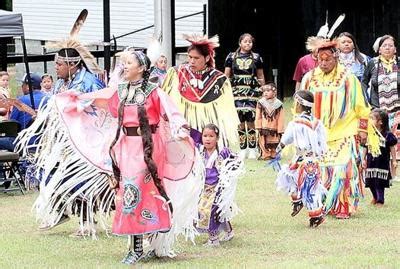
[294,92,314,108]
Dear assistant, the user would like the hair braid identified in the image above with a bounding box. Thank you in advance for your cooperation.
[138,70,173,213]
[109,85,129,184]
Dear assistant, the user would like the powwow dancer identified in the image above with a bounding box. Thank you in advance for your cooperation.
[275,90,327,227]
[17,47,205,264]
[224,33,265,159]
[300,40,381,219]
[16,9,105,235]
[163,34,239,149]
[197,124,244,246]
[364,109,397,207]
[255,82,284,160]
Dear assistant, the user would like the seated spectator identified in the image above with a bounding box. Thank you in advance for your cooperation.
[10,73,49,130]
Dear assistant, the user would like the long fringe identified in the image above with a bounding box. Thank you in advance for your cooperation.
[164,69,239,149]
[15,98,113,238]
[147,149,205,257]
[214,155,244,222]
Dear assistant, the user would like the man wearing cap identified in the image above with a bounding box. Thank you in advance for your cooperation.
[10,73,49,130]
[300,40,378,220]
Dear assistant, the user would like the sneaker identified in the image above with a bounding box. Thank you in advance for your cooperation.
[121,250,145,264]
[220,231,234,242]
[291,201,303,217]
[203,239,220,247]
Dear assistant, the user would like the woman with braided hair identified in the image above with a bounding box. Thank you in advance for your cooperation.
[17,49,204,265]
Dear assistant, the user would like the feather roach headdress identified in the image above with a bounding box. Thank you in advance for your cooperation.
[47,9,102,74]
[317,12,346,39]
[182,34,220,67]
[306,12,345,53]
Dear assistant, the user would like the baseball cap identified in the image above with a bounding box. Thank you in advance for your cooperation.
[21,73,42,89]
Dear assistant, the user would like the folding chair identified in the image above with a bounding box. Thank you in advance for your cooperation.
[0,120,25,194]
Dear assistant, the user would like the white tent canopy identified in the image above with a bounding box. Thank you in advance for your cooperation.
[0,9,24,37]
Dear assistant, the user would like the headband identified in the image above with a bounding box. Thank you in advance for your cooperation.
[55,53,81,64]
[294,93,314,108]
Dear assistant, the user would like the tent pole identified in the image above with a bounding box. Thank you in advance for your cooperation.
[21,35,35,109]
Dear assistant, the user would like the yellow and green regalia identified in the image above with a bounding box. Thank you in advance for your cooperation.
[301,63,380,218]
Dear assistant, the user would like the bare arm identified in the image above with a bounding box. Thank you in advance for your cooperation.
[256,68,265,86]
[295,81,301,91]
[224,67,232,78]
[390,145,397,176]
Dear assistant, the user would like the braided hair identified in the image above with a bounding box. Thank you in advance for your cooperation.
[109,51,173,212]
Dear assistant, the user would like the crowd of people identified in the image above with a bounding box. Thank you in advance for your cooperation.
[1,12,399,265]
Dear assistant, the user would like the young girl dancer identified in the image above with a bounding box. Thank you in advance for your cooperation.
[197,123,244,246]
[275,90,328,227]
[224,33,265,159]
[364,109,397,207]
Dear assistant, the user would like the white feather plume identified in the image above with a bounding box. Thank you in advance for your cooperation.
[317,24,329,38]
[327,13,345,38]
[147,38,162,65]
[373,37,382,53]
[317,10,329,38]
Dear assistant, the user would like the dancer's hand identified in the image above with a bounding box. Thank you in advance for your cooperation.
[176,124,190,140]
[108,175,119,191]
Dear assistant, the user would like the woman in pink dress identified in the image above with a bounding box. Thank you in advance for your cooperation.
[17,50,204,265]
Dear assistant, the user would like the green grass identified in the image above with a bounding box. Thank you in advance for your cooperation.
[1,160,400,268]
[7,64,20,98]
[1,98,400,268]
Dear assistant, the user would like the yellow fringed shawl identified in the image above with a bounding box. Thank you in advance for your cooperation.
[163,67,240,149]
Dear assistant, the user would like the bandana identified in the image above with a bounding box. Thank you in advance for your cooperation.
[379,55,396,73]
[318,49,335,61]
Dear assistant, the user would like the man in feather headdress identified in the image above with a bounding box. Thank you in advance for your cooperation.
[52,46,105,94]
[300,40,380,219]
[51,9,105,94]
[32,10,105,236]
[162,34,239,149]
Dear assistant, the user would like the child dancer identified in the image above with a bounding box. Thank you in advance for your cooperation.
[275,90,327,227]
[364,109,397,207]
[197,123,244,246]
[255,82,284,160]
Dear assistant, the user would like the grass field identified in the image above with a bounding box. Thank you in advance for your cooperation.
[1,158,400,269]
[1,96,400,268]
